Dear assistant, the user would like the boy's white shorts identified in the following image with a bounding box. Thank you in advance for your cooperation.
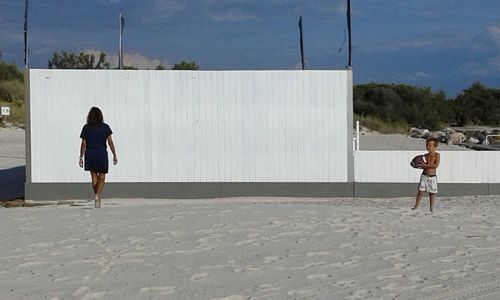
[419,174,438,194]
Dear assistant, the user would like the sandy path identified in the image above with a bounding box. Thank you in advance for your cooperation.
[1,196,500,299]
[358,133,472,151]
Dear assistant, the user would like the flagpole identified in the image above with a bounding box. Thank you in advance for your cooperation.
[347,0,352,69]
[24,0,29,68]
[119,12,123,69]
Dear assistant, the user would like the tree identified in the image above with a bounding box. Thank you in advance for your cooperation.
[155,64,166,70]
[354,83,453,130]
[0,51,24,101]
[48,51,110,69]
[172,60,199,70]
[453,82,500,126]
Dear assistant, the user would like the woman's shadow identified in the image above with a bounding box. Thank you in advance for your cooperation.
[0,166,25,200]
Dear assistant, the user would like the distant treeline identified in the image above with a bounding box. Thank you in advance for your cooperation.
[1,50,500,129]
[354,82,500,130]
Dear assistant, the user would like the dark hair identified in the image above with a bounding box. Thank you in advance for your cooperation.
[86,107,104,127]
[426,137,438,147]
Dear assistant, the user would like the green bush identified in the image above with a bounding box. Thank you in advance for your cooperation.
[0,80,24,101]
[354,113,408,134]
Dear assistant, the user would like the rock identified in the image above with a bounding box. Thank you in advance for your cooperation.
[443,127,455,134]
[464,131,486,143]
[421,129,431,138]
[484,135,500,146]
[432,131,449,143]
[467,137,480,144]
[3,198,24,208]
[448,132,466,145]
[408,128,430,139]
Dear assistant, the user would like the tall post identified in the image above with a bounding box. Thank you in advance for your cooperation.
[347,0,352,69]
[298,15,305,70]
[24,0,29,68]
[119,13,124,69]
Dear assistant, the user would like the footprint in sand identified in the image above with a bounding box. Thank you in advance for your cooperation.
[257,285,282,292]
[73,286,91,297]
[190,273,209,281]
[210,295,249,300]
[139,286,176,296]
[264,256,281,263]
[409,275,427,283]
[346,288,372,300]
[306,251,331,257]
[307,273,332,280]
[335,280,355,287]
[287,289,316,297]
[81,292,107,300]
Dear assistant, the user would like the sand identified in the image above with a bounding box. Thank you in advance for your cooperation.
[1,196,500,299]
[2,128,500,299]
[358,133,472,151]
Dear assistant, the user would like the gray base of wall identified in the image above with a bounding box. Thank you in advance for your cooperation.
[25,182,500,201]
[354,183,499,198]
[25,182,355,200]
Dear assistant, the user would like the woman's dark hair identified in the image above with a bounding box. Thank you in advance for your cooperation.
[87,107,104,127]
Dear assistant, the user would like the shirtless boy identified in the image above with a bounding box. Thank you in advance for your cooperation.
[411,137,440,214]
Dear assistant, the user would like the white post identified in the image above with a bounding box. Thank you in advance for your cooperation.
[356,120,360,151]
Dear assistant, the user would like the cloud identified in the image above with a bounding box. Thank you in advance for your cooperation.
[84,49,170,69]
[113,53,170,69]
[415,71,428,78]
[210,10,258,22]
[151,0,185,17]
[487,25,500,48]
[97,0,121,4]
[0,28,23,43]
[458,60,489,77]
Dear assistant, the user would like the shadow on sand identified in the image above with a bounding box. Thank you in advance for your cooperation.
[0,166,25,201]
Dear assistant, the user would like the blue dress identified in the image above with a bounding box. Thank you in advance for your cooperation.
[80,123,113,173]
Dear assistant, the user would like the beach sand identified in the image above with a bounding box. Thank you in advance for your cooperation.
[2,128,499,299]
[1,196,500,299]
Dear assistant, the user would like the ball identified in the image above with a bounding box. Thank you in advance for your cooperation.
[410,154,427,169]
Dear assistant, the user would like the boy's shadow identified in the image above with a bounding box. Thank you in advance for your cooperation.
[0,166,25,200]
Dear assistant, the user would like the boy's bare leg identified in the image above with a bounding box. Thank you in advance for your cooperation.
[412,191,424,209]
[429,193,435,212]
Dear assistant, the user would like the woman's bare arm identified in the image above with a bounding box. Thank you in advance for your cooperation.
[107,135,118,164]
[79,139,86,167]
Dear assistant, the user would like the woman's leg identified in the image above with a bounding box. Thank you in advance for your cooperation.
[95,173,107,206]
[90,171,98,196]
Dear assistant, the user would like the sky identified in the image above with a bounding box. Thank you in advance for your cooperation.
[1,0,499,97]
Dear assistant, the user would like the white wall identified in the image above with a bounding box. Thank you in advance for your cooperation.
[28,69,352,183]
[355,151,500,183]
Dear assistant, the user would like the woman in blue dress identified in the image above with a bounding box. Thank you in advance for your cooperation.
[79,107,117,208]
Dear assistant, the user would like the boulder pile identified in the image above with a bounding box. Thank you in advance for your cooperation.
[408,127,500,148]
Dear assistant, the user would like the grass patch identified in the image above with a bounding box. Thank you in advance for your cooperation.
[354,114,409,134]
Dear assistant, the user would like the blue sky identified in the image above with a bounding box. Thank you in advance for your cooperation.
[1,0,499,97]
